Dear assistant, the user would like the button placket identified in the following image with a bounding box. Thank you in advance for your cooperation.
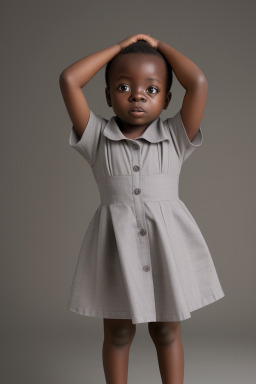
[130,141,156,314]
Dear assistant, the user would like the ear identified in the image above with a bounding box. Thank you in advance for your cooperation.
[163,91,172,110]
[105,87,112,107]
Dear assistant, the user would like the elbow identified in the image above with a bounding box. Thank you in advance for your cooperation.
[59,71,67,85]
[196,73,208,89]
[59,70,73,85]
[190,74,208,94]
[59,69,67,81]
[186,72,208,92]
[59,72,67,91]
[59,71,73,94]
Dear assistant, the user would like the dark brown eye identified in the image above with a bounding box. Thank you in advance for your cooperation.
[147,86,158,94]
[118,84,130,92]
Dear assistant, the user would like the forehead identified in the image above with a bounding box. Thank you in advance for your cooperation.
[109,53,167,82]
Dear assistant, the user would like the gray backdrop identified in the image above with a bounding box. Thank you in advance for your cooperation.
[2,0,255,383]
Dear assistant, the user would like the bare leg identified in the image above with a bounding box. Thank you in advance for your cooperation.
[148,321,184,384]
[102,318,136,384]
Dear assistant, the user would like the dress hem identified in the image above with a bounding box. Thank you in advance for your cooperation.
[67,289,225,324]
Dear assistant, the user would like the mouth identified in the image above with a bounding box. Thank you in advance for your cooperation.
[129,106,146,115]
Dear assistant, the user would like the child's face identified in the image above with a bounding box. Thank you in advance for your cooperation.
[105,53,172,129]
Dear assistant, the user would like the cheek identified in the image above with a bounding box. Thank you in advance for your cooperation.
[151,96,165,106]
[113,93,129,103]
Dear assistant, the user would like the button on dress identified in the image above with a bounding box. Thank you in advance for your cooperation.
[67,109,225,324]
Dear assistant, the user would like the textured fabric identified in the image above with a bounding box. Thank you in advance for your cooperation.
[67,109,225,324]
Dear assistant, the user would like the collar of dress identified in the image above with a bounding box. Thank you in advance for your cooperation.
[103,115,170,143]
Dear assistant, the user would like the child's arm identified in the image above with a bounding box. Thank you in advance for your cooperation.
[139,35,208,143]
[59,44,120,140]
[157,40,208,143]
[59,34,150,139]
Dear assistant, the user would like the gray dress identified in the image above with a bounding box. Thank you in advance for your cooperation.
[67,108,225,324]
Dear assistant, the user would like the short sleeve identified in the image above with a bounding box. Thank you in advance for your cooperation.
[164,109,203,162]
[69,109,106,167]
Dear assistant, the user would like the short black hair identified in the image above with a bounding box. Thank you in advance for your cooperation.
[105,40,173,94]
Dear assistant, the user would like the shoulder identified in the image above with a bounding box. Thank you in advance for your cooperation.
[161,109,182,130]
[161,109,203,163]
[87,109,109,131]
[69,109,110,166]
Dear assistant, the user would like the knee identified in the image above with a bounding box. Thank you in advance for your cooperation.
[104,321,136,348]
[111,326,136,347]
[148,322,181,346]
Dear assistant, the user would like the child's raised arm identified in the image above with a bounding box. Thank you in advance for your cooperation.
[59,34,150,139]
[59,43,120,139]
[157,40,208,142]
[140,35,208,143]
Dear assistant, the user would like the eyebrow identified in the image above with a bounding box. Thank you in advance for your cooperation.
[115,75,161,83]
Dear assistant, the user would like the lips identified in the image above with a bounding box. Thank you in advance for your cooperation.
[129,106,145,112]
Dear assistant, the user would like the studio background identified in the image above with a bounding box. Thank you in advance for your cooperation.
[2,0,255,383]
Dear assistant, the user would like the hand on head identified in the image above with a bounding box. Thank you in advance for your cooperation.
[118,34,160,50]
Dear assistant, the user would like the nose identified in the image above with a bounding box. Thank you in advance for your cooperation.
[129,88,146,102]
